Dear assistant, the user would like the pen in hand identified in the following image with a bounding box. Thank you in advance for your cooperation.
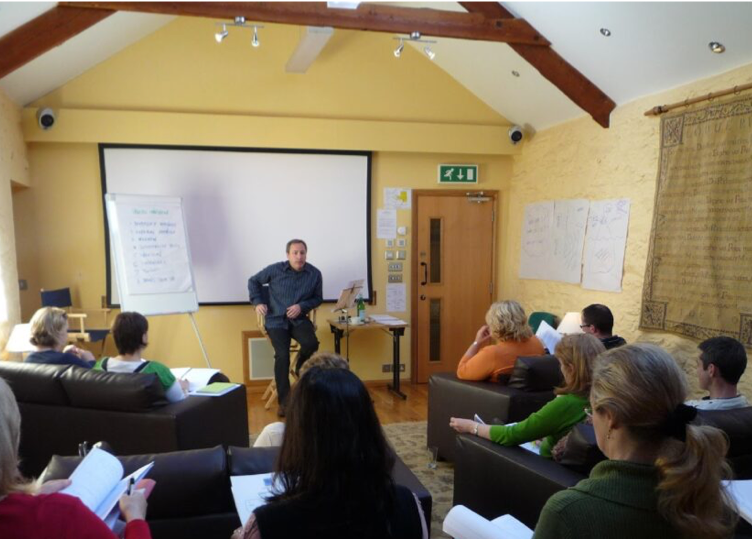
[127,477,135,496]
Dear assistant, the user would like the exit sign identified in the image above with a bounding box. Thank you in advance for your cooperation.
[438,164,478,184]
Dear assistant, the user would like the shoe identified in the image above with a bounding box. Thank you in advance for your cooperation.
[277,405,286,418]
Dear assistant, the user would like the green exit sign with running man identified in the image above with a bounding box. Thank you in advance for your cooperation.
[438,164,478,184]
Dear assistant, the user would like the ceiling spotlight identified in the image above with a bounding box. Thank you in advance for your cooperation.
[215,24,228,43]
[511,70,520,77]
[424,46,435,60]
[252,26,260,47]
[410,31,422,40]
[394,38,404,58]
[599,28,611,37]
[709,41,726,54]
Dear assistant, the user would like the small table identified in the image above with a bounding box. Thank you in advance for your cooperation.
[328,318,409,399]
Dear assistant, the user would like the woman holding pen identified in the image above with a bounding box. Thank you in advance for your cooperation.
[0,377,151,539]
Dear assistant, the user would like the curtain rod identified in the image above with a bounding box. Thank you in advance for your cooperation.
[644,81,752,117]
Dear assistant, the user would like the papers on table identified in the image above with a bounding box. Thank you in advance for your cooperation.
[443,505,533,539]
[535,320,562,355]
[231,473,278,526]
[369,314,406,326]
[170,367,220,393]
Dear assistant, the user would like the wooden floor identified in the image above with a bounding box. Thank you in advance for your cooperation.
[246,382,429,434]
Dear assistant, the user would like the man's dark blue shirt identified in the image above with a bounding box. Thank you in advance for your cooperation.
[248,262,323,329]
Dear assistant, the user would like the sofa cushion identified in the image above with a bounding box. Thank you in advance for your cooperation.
[0,362,70,405]
[508,355,562,391]
[60,367,167,412]
[696,407,752,478]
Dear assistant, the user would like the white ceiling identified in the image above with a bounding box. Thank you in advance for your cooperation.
[2,2,752,131]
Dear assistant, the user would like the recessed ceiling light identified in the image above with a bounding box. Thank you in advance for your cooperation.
[709,41,726,54]
[511,70,520,77]
[600,28,611,37]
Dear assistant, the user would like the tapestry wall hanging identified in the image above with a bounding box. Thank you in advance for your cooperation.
[640,94,752,346]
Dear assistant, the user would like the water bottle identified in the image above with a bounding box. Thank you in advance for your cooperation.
[357,295,366,322]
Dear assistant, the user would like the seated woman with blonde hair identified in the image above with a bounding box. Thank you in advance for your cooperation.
[456,300,544,382]
[451,333,605,458]
[24,307,95,368]
[0,377,151,539]
[533,344,737,539]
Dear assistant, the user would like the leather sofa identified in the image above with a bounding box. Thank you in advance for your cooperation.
[40,444,433,539]
[453,406,752,531]
[427,355,562,462]
[0,361,249,477]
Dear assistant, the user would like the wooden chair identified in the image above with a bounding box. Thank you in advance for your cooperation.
[258,308,318,410]
[40,288,111,354]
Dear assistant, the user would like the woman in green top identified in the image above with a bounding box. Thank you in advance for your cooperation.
[94,312,189,403]
[534,344,737,539]
[450,333,605,457]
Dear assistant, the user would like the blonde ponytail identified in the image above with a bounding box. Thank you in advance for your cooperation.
[656,424,737,539]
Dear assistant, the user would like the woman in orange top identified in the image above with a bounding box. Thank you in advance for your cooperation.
[457,300,545,382]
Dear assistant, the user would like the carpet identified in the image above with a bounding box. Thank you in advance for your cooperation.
[383,421,453,539]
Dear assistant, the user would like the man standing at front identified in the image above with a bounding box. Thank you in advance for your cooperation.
[248,239,322,416]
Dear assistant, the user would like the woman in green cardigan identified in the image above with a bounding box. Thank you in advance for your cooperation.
[534,344,737,539]
[449,333,605,458]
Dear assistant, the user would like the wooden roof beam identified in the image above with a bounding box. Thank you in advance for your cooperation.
[61,2,549,46]
[459,2,615,128]
[0,6,115,80]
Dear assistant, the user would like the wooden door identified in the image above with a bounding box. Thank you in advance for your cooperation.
[412,191,496,383]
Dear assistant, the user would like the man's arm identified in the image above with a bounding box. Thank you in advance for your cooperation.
[248,265,273,305]
[298,271,323,313]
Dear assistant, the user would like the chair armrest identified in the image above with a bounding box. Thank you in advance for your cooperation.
[453,434,584,529]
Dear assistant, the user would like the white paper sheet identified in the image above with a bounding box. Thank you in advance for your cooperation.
[551,199,590,283]
[519,201,555,280]
[231,473,276,527]
[386,283,406,312]
[443,505,533,539]
[384,188,412,210]
[535,320,562,355]
[582,199,631,292]
[724,479,752,524]
[377,209,397,239]
[170,367,220,392]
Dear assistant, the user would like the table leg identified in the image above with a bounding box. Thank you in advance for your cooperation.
[387,327,407,400]
[330,325,344,355]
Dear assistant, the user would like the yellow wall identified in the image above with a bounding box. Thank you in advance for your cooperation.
[0,87,28,354]
[503,61,752,399]
[14,18,515,382]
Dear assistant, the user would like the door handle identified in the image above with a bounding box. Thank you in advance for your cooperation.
[420,295,426,300]
[420,262,428,286]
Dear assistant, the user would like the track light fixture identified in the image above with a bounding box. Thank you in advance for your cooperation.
[215,24,228,43]
[391,31,437,60]
[394,38,404,58]
[213,17,265,48]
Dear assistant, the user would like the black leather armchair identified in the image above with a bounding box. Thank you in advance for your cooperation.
[427,355,562,462]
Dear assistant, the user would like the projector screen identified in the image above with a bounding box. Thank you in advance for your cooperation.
[100,144,372,305]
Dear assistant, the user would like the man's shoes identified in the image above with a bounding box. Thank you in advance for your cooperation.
[277,405,286,418]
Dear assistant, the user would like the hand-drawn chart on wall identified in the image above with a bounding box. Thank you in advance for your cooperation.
[552,199,590,283]
[582,199,631,292]
[519,201,554,280]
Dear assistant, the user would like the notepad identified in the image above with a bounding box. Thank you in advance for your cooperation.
[192,382,240,397]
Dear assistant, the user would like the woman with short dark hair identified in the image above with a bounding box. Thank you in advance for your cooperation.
[234,367,427,539]
[94,312,187,402]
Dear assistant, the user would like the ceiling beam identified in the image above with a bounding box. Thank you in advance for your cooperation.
[0,6,115,80]
[459,2,615,128]
[60,2,549,46]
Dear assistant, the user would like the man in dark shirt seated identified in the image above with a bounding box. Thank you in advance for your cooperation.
[24,307,94,368]
[686,336,748,410]
[248,239,323,416]
[580,304,626,350]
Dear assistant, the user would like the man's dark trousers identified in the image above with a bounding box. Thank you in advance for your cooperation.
[266,318,319,405]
